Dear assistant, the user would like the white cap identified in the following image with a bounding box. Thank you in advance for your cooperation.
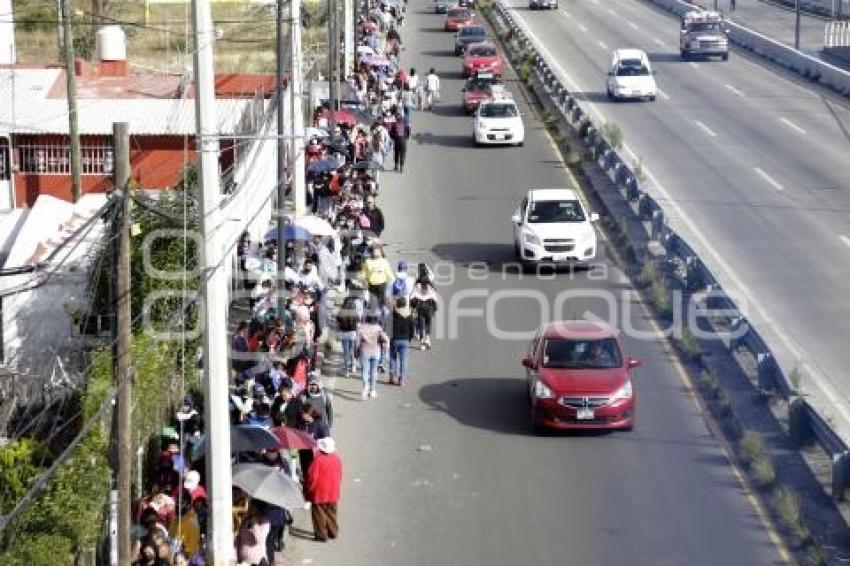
[316,437,336,454]
[184,470,201,490]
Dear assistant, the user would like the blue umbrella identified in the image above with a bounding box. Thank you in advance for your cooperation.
[307,158,342,174]
[265,224,313,242]
[191,424,280,461]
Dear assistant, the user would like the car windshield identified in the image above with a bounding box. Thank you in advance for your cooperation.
[467,77,498,90]
[450,9,471,18]
[528,200,585,223]
[543,338,622,369]
[689,22,722,32]
[461,26,486,37]
[480,103,517,118]
[616,59,650,77]
[469,46,496,57]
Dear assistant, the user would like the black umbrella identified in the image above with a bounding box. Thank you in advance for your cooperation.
[191,425,280,460]
[307,158,343,174]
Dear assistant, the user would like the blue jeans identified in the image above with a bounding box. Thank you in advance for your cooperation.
[339,331,357,373]
[361,352,380,391]
[390,339,410,380]
[403,105,413,127]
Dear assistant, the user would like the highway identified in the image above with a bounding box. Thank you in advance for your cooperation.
[284,4,786,564]
[503,0,850,437]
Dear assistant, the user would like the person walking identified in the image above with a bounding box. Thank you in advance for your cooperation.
[305,437,342,542]
[363,196,386,238]
[425,68,440,110]
[410,280,438,350]
[408,67,422,109]
[390,112,410,172]
[357,313,388,399]
[401,86,416,128]
[337,294,362,377]
[361,245,394,306]
[391,259,415,302]
[389,298,416,385]
[298,375,334,429]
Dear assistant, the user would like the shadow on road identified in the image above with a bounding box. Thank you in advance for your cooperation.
[413,132,472,147]
[420,26,448,33]
[430,104,466,117]
[420,49,457,58]
[419,377,532,435]
[430,242,594,275]
[569,91,617,104]
[646,52,681,64]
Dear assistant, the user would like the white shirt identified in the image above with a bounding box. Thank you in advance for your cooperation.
[426,73,440,92]
[407,75,419,90]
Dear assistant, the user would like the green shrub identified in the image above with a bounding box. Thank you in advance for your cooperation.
[599,122,623,150]
[804,545,827,566]
[698,370,721,400]
[738,431,766,469]
[517,62,531,83]
[775,487,810,543]
[678,326,701,360]
[751,455,776,488]
[578,118,592,139]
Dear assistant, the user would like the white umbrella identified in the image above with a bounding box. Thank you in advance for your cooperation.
[294,215,336,237]
[357,45,376,55]
[232,463,306,509]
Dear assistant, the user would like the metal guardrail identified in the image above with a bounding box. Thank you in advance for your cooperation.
[488,0,850,500]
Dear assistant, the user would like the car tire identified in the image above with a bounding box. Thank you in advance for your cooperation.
[514,240,521,259]
[680,50,688,61]
[606,87,613,99]
[648,95,656,102]
[722,53,729,61]
[531,420,548,436]
[455,48,461,55]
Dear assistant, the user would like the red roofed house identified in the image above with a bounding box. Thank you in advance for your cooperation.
[0,26,276,208]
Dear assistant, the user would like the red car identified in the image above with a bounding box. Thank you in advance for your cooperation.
[462,72,503,114]
[522,321,639,432]
[444,7,474,31]
[462,42,503,77]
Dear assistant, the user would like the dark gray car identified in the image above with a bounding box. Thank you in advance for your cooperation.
[454,25,487,55]
[435,0,449,13]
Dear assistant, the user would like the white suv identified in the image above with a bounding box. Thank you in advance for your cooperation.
[512,188,599,266]
[606,48,657,101]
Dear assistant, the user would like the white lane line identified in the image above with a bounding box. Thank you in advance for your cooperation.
[689,61,700,69]
[754,167,784,191]
[607,8,616,15]
[628,22,639,30]
[652,38,666,47]
[657,88,670,100]
[597,40,609,50]
[562,10,572,18]
[725,83,745,97]
[579,24,588,33]
[590,0,599,4]
[840,235,850,248]
[779,117,807,135]
[694,120,717,137]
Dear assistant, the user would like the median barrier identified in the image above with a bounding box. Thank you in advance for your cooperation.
[489,0,850,500]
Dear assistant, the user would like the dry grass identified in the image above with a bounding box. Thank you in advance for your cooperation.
[13,0,327,74]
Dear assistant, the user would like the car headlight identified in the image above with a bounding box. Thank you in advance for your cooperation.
[534,379,554,399]
[610,380,633,402]
[523,231,541,246]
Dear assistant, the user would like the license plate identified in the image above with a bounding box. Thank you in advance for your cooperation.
[553,253,570,262]
[576,408,595,420]
[494,133,505,140]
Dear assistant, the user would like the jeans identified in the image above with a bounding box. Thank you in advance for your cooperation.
[361,352,380,391]
[416,310,433,340]
[403,105,413,127]
[390,339,410,379]
[339,331,357,373]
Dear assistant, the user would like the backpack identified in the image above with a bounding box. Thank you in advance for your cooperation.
[392,120,406,140]
[391,276,407,298]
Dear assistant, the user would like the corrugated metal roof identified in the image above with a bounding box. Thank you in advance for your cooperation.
[0,69,256,136]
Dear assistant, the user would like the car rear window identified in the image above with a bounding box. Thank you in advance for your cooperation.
[461,26,486,36]
[469,46,497,57]
[450,9,472,18]
[480,103,517,118]
[543,338,622,369]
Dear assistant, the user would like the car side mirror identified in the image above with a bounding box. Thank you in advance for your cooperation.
[589,212,599,222]
[511,213,522,224]
[522,356,534,369]
[627,357,641,369]
[607,71,614,77]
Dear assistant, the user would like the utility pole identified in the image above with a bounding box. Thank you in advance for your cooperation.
[291,0,307,216]
[55,0,64,59]
[191,0,234,563]
[112,121,132,566]
[276,0,287,316]
[344,0,354,81]
[795,0,801,50]
[60,0,83,202]
[327,0,337,139]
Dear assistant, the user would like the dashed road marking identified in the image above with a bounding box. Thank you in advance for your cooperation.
[840,235,850,248]
[689,61,700,69]
[579,24,588,33]
[628,21,639,30]
[779,117,807,135]
[694,120,717,137]
[657,88,670,100]
[562,10,572,18]
[754,167,784,191]
[725,83,745,97]
[607,8,616,15]
[652,38,666,47]
[597,40,608,50]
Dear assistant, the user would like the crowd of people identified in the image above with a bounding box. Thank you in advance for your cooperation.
[129,0,442,564]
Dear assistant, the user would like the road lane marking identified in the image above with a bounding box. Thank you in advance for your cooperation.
[725,83,745,97]
[590,0,599,4]
[628,21,639,30]
[597,40,608,50]
[754,167,784,191]
[688,61,700,69]
[607,8,616,15]
[652,38,666,47]
[657,88,670,100]
[840,235,850,248]
[562,10,572,18]
[779,117,807,135]
[694,120,717,137]
[579,24,588,33]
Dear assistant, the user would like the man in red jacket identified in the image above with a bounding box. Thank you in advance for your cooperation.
[305,437,342,541]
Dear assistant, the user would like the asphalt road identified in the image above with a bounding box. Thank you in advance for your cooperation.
[284,4,785,565]
[503,0,850,439]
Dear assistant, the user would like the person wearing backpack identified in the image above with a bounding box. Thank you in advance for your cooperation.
[390,112,410,172]
[389,298,416,385]
[391,259,415,302]
[410,280,438,350]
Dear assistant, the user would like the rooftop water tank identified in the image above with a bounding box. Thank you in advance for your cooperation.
[96,25,126,62]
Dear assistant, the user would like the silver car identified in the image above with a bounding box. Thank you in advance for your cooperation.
[529,0,558,9]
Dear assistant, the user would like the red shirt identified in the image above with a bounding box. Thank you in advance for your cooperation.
[304,452,342,504]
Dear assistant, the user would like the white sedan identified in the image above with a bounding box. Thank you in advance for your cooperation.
[473,98,525,146]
